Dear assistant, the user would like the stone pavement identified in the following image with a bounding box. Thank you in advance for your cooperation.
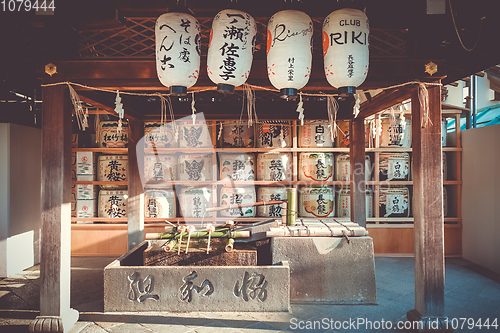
[1,257,499,333]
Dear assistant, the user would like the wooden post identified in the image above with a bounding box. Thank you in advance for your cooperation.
[127,119,144,250]
[407,82,451,332]
[350,118,366,227]
[29,85,79,332]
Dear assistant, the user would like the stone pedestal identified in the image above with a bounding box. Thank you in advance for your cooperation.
[271,236,376,304]
[105,242,290,312]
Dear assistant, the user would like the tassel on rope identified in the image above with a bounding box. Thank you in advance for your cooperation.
[241,83,257,127]
[95,114,100,144]
[157,94,177,142]
[419,83,433,128]
[399,105,406,130]
[67,84,88,131]
[218,122,223,140]
[191,91,196,125]
[353,92,361,118]
[296,92,304,125]
[389,107,396,126]
[327,96,339,140]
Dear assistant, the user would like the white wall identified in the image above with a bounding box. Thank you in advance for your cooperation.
[462,124,500,274]
[0,123,41,277]
[476,75,498,110]
[0,124,10,276]
[445,74,498,111]
[445,81,466,107]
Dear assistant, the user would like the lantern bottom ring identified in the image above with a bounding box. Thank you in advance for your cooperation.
[280,88,298,99]
[169,85,188,96]
[217,83,235,94]
[338,86,356,96]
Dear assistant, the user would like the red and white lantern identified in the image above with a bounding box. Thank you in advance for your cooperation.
[323,8,369,94]
[267,10,313,97]
[207,9,257,93]
[155,10,201,95]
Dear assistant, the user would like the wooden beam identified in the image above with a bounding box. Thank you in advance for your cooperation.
[127,118,144,250]
[78,90,141,120]
[350,118,366,227]
[407,82,447,327]
[357,87,412,119]
[79,94,119,117]
[38,59,446,91]
[30,85,79,332]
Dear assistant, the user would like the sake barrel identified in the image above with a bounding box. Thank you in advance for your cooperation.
[219,153,256,181]
[380,116,412,148]
[97,155,128,189]
[298,121,333,148]
[298,152,333,181]
[144,189,176,218]
[98,120,129,148]
[220,121,255,148]
[379,186,410,217]
[143,154,177,184]
[298,186,335,218]
[219,186,256,217]
[335,120,371,148]
[144,121,177,148]
[336,187,373,218]
[257,186,287,217]
[178,154,213,182]
[179,121,212,148]
[256,121,291,148]
[379,153,410,181]
[257,152,292,181]
[335,154,372,181]
[335,120,351,148]
[178,187,213,218]
[98,190,127,219]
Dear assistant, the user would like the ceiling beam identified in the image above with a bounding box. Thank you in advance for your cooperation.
[38,59,446,92]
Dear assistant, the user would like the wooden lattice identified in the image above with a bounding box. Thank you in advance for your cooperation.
[77,17,407,59]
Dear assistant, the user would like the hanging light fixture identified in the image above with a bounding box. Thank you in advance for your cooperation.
[267,2,313,98]
[155,0,201,95]
[323,7,369,95]
[207,1,257,93]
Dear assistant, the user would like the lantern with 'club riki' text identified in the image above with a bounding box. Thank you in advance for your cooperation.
[267,10,313,98]
[155,6,201,95]
[323,8,369,95]
[207,9,257,93]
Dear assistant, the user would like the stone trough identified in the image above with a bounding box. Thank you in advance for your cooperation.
[104,241,290,312]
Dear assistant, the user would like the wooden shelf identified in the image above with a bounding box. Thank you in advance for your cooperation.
[72,218,127,223]
[72,148,128,153]
[71,115,462,256]
[72,181,128,186]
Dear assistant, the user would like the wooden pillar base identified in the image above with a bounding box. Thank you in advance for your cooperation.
[407,309,454,333]
[29,309,79,333]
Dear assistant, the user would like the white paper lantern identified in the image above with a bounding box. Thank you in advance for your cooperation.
[267,10,313,97]
[207,9,257,93]
[323,8,369,94]
[156,11,201,95]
